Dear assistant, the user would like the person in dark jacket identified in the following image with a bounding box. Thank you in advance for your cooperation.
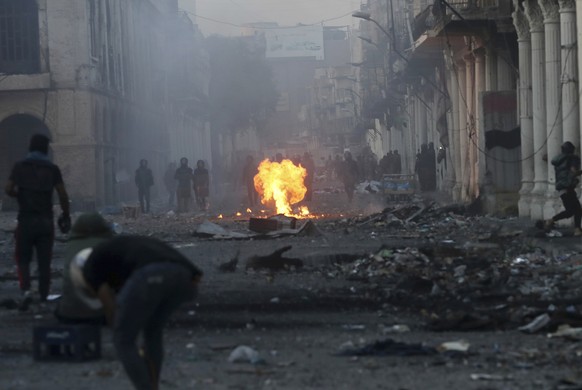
[302,152,315,202]
[192,160,210,211]
[333,154,342,180]
[427,142,437,190]
[4,134,70,305]
[393,150,402,174]
[78,236,203,390]
[174,158,193,213]
[339,151,359,203]
[546,141,582,235]
[135,159,154,214]
[242,155,259,207]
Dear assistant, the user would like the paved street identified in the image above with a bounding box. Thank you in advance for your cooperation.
[1,186,582,389]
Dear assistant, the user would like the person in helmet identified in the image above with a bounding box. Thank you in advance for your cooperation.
[174,157,193,213]
[339,151,359,203]
[54,213,114,324]
[192,160,210,211]
[135,159,154,214]
[546,141,582,235]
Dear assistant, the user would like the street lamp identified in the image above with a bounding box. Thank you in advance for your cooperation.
[352,12,393,47]
[352,11,407,65]
[352,11,371,20]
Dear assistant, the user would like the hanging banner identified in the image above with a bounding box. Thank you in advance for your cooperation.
[265,25,324,60]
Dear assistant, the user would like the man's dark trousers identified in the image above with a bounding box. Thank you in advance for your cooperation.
[15,216,54,300]
[138,188,150,213]
[113,262,196,390]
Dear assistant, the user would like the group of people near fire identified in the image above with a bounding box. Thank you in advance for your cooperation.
[136,143,438,214]
[321,144,437,196]
[4,133,582,389]
[135,157,210,214]
[323,148,402,183]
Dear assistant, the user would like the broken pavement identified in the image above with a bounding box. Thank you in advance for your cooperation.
[2,191,582,389]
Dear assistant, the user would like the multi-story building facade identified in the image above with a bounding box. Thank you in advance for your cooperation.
[241,23,356,160]
[308,27,361,156]
[408,0,520,212]
[357,0,582,217]
[0,0,209,209]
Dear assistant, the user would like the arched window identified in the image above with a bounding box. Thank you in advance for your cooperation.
[0,0,40,74]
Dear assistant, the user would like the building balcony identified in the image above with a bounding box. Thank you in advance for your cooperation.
[413,0,512,41]
[433,0,512,32]
[445,0,502,11]
[442,0,511,19]
[409,0,513,67]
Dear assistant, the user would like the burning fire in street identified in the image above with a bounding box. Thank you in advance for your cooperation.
[254,159,310,217]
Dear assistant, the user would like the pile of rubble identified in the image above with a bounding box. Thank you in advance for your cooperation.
[320,202,582,334]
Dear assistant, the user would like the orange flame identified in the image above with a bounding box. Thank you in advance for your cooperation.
[254,159,308,216]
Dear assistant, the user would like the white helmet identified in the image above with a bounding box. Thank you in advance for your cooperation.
[69,248,102,310]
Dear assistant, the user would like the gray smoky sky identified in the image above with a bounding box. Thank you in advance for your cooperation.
[180,0,360,36]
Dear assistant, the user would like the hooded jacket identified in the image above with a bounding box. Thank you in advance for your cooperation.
[552,152,581,191]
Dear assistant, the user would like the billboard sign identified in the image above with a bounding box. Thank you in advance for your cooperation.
[265,25,324,60]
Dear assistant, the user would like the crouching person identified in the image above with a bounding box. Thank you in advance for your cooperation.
[75,235,203,390]
[55,213,114,324]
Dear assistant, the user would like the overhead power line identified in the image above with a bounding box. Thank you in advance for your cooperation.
[181,9,357,29]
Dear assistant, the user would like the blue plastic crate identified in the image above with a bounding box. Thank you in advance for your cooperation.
[33,325,101,362]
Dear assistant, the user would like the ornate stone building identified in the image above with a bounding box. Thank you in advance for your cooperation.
[0,0,209,209]
[357,0,581,216]
[514,0,578,220]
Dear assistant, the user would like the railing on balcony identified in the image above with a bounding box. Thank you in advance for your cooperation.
[445,0,499,9]
[446,0,469,8]
[413,0,507,40]
[441,0,507,20]
[478,0,500,7]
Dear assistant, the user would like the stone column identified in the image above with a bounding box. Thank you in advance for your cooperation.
[465,53,476,199]
[539,0,563,219]
[524,0,547,220]
[446,53,462,201]
[513,2,535,218]
[419,88,428,146]
[474,48,487,194]
[413,95,420,148]
[406,92,416,174]
[457,59,469,201]
[413,95,421,152]
[559,0,579,148]
[444,68,456,192]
